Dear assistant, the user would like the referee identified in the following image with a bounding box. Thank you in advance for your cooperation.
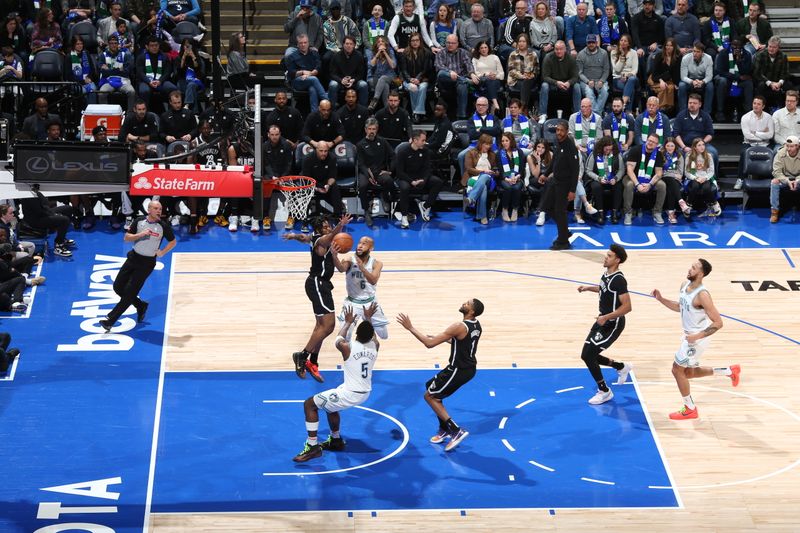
[100,201,176,332]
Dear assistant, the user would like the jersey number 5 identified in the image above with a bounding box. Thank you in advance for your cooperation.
[361,362,369,378]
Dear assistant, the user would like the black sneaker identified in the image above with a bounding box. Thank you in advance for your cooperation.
[320,435,345,451]
[54,245,73,257]
[99,318,113,332]
[62,239,76,247]
[292,351,307,379]
[292,442,322,462]
[137,301,149,323]
[0,348,19,372]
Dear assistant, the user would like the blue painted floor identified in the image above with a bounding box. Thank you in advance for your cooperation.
[164,207,799,252]
[0,208,795,532]
[153,369,677,513]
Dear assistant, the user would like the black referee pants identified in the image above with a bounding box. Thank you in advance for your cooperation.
[544,182,571,245]
[107,251,156,323]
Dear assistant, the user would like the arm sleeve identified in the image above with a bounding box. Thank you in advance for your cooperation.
[185,0,201,18]
[772,152,789,183]
[387,16,400,49]
[680,55,691,84]
[284,9,297,33]
[395,148,409,181]
[161,220,176,241]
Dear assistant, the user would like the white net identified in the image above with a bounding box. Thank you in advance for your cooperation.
[278,177,316,221]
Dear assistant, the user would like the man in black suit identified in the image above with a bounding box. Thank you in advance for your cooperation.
[543,120,579,250]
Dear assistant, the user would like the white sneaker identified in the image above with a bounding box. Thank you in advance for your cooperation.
[588,389,614,405]
[538,114,547,124]
[240,215,252,224]
[10,302,26,313]
[615,362,633,385]
[678,199,691,217]
[585,204,598,215]
[228,215,239,232]
[170,215,181,226]
[401,215,409,229]
[417,199,431,222]
[536,211,546,226]
[575,213,585,224]
[250,218,260,233]
[653,212,664,225]
[734,178,743,190]
[123,215,133,230]
[711,202,722,216]
[623,212,632,225]
[22,295,31,305]
[394,211,403,222]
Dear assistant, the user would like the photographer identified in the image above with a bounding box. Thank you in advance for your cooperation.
[0,243,27,312]
[0,331,20,374]
[18,187,75,258]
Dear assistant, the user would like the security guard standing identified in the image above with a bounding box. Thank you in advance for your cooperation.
[100,200,176,332]
[546,120,580,250]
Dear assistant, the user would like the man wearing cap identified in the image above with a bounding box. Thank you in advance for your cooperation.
[92,124,108,142]
[285,0,323,59]
[322,1,361,65]
[576,34,609,115]
[97,33,135,110]
[770,135,800,223]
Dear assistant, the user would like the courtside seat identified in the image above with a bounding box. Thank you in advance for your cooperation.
[742,145,775,211]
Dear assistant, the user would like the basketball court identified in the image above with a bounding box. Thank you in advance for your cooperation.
[2,213,800,532]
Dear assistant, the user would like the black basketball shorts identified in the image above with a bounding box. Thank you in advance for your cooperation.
[305,276,335,316]
[426,365,477,399]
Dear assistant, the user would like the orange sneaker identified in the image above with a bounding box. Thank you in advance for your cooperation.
[669,405,699,420]
[305,360,324,383]
[729,364,741,387]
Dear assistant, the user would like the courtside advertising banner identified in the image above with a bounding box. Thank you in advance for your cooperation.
[129,163,253,197]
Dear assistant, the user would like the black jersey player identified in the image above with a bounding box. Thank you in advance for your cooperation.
[284,213,352,382]
[397,298,484,452]
[576,244,633,405]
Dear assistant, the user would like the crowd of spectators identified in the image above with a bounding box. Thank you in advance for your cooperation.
[0,0,797,246]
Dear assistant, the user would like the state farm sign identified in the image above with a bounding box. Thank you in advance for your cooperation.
[129,164,253,197]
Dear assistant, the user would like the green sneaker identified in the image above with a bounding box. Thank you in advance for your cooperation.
[292,442,322,462]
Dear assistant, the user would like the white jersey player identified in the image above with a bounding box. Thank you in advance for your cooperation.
[332,235,390,339]
[652,258,740,421]
[293,304,380,463]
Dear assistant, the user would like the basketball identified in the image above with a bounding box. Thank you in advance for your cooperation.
[333,232,354,253]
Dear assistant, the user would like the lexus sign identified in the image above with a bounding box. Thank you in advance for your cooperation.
[13,141,131,184]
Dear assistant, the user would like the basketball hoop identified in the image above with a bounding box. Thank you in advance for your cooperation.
[268,176,316,222]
